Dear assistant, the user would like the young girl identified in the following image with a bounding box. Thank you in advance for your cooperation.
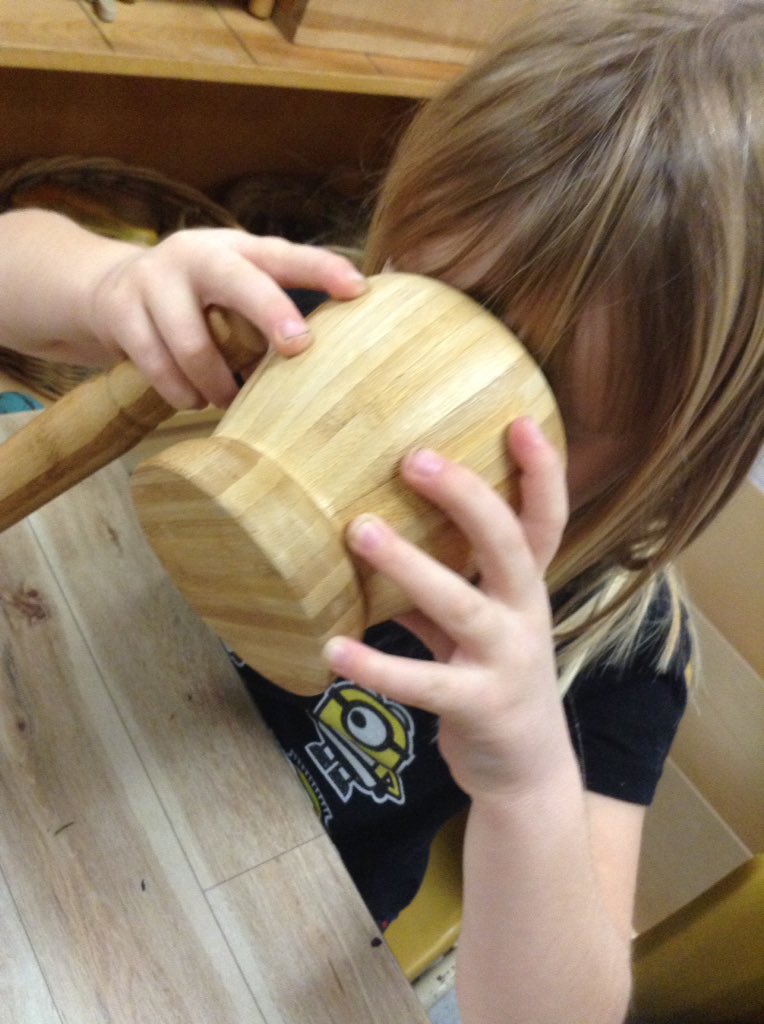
[1,2,762,1022]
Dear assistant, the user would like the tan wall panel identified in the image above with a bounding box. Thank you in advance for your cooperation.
[672,610,764,852]
[678,477,763,677]
[636,759,750,933]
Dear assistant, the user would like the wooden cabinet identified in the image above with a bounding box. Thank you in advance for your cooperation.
[0,1,463,192]
[0,0,465,433]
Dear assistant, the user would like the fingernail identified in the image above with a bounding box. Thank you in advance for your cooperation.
[347,514,387,552]
[515,416,544,443]
[346,271,368,294]
[322,636,349,669]
[277,320,311,345]
[406,449,444,477]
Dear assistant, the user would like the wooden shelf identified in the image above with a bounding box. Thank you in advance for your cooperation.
[0,5,460,517]
[0,0,464,99]
[0,4,462,463]
[0,2,460,189]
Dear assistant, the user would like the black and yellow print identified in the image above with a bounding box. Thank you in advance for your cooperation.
[305,681,416,806]
[287,755,333,827]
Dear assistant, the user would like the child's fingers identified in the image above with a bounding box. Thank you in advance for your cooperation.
[106,298,206,410]
[394,609,456,662]
[236,234,366,300]
[197,234,366,357]
[117,232,366,407]
[346,513,506,658]
[322,634,467,717]
[507,418,568,572]
[145,283,241,408]
[399,449,540,603]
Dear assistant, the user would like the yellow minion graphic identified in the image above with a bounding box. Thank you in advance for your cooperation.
[305,682,415,805]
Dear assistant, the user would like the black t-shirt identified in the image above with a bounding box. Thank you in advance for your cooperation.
[231,582,689,927]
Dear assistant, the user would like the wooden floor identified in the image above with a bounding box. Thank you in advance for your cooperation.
[0,412,428,1024]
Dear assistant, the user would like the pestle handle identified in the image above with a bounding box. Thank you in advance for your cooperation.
[0,308,268,532]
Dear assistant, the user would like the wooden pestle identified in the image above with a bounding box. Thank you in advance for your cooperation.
[0,308,267,532]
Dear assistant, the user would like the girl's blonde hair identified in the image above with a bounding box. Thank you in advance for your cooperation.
[364,0,764,682]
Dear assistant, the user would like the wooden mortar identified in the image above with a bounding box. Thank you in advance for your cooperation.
[131,273,565,694]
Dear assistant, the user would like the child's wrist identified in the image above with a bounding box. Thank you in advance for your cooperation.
[466,734,583,813]
[74,237,143,354]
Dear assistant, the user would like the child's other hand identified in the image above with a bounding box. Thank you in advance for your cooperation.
[322,418,570,801]
[87,229,366,409]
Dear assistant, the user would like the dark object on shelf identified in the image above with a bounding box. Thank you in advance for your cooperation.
[219,170,367,264]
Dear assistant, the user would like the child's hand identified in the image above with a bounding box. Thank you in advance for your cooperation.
[86,229,366,409]
[322,417,570,801]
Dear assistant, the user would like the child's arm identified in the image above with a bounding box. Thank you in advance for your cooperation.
[0,208,366,409]
[323,418,635,1024]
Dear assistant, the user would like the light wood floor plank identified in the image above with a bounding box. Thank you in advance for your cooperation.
[208,833,430,1024]
[0,413,423,1019]
[0,867,62,1024]
[0,513,264,1023]
[27,457,324,891]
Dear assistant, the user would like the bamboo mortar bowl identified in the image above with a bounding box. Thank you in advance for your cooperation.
[130,273,565,694]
